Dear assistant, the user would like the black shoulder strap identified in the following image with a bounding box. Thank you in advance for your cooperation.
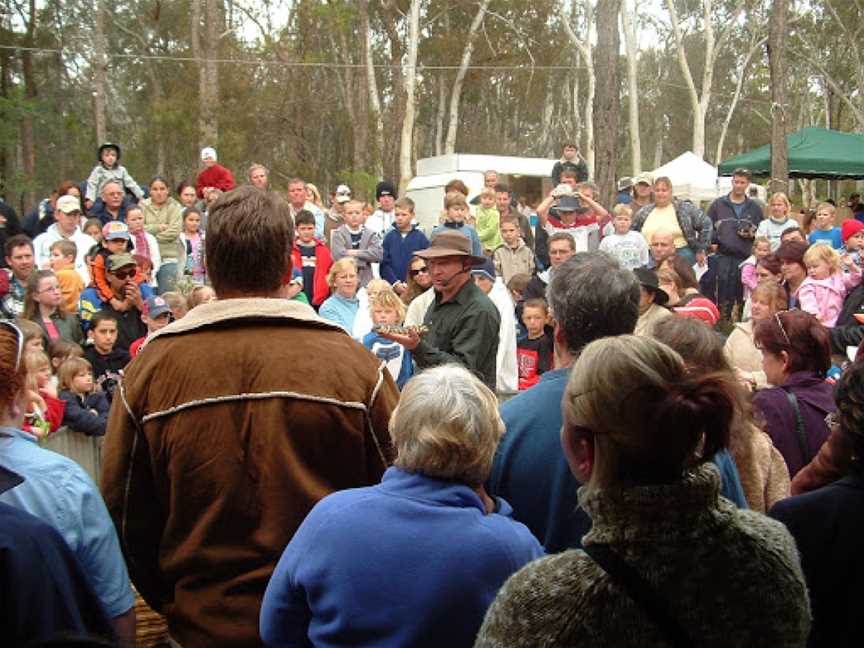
[583,543,694,648]
[781,387,813,465]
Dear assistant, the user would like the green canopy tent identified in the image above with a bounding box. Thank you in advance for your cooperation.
[718,127,864,179]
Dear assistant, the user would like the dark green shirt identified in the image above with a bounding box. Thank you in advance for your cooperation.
[414,279,500,388]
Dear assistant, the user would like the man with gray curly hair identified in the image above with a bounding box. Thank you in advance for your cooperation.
[487,252,641,553]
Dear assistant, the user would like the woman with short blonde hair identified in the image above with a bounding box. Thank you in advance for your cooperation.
[476,335,810,647]
[261,364,542,647]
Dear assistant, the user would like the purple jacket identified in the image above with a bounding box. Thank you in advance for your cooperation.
[753,371,835,477]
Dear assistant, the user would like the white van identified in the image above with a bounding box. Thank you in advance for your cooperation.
[406,154,557,233]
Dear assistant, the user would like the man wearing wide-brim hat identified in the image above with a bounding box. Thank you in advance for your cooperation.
[379,229,500,388]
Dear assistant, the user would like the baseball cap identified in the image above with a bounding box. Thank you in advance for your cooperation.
[200,146,217,162]
[102,221,130,241]
[145,295,172,319]
[470,258,496,282]
[106,253,137,272]
[335,184,352,203]
[634,172,654,186]
[673,298,720,327]
[56,195,82,213]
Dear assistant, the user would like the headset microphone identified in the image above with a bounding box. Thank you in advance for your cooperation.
[437,267,468,287]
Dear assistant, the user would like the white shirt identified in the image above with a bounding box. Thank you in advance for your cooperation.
[33,224,97,284]
[487,279,518,394]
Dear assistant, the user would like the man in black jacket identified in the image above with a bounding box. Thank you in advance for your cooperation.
[706,168,764,320]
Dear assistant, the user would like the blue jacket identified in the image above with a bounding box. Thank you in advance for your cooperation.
[59,391,110,437]
[488,367,748,553]
[260,467,543,648]
[431,221,483,257]
[380,226,429,285]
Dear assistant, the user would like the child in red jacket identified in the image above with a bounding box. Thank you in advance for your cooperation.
[290,210,333,307]
[196,147,235,199]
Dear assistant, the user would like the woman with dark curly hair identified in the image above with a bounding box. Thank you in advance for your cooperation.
[771,360,864,648]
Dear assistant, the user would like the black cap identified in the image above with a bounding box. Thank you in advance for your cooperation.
[376,180,396,201]
[634,267,669,305]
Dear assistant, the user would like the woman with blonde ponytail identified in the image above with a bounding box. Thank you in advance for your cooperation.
[476,335,811,648]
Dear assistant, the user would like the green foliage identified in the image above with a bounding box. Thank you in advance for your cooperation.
[0,0,861,213]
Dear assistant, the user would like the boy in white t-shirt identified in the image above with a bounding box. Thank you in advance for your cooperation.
[598,204,648,270]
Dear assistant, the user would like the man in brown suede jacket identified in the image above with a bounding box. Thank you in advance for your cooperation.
[101,186,398,647]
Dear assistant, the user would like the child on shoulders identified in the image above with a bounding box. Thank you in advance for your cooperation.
[799,244,862,327]
[432,192,483,257]
[85,142,144,209]
[475,187,503,255]
[49,240,85,314]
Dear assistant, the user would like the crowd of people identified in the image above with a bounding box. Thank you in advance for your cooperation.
[0,141,862,647]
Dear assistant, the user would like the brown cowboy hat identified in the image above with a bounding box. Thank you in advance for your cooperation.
[415,229,487,265]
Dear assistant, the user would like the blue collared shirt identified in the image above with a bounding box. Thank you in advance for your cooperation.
[0,427,135,617]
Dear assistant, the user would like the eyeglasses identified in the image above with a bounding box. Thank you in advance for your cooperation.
[110,268,136,280]
[410,267,429,277]
[0,320,24,372]
[774,311,791,346]
[39,285,62,294]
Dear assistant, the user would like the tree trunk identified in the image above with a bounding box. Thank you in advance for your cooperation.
[434,75,446,156]
[198,0,220,148]
[665,0,746,159]
[560,1,595,177]
[593,0,621,209]
[621,1,641,175]
[443,0,491,154]
[768,0,788,194]
[714,35,767,164]
[19,0,37,212]
[399,0,420,194]
[362,1,384,178]
[93,0,108,143]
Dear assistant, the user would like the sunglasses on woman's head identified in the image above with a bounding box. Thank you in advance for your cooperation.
[0,320,24,372]
[410,267,429,277]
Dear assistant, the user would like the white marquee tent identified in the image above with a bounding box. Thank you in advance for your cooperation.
[650,151,734,203]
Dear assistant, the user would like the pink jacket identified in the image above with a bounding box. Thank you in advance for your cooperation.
[798,271,862,327]
[740,256,758,300]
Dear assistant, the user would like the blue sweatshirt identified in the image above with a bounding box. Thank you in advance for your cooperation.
[260,467,543,648]
[380,226,430,285]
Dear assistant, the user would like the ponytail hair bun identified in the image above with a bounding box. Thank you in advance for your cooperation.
[566,335,735,490]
